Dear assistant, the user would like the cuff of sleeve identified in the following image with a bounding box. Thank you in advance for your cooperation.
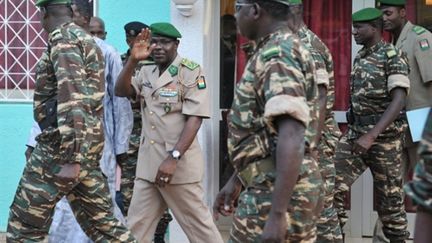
[388,74,410,94]
[115,146,129,155]
[264,95,310,134]
[316,69,330,89]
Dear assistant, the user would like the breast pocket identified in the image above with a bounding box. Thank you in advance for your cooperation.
[158,88,181,113]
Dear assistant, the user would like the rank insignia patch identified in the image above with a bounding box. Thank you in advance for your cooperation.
[168,65,178,76]
[420,39,430,51]
[386,49,397,58]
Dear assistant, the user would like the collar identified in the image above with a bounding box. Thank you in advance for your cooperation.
[255,27,290,52]
[394,21,412,47]
[151,54,182,74]
[358,40,385,58]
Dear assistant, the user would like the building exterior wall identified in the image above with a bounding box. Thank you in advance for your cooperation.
[98,0,171,53]
[0,0,170,231]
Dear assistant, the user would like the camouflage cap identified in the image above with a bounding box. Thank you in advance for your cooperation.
[272,0,302,5]
[378,0,406,6]
[150,22,182,39]
[35,0,71,7]
[352,8,383,22]
[124,21,149,37]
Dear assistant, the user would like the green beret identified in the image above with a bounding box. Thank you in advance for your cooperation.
[35,0,71,7]
[272,0,302,5]
[124,21,149,37]
[378,0,406,6]
[352,8,383,22]
[150,22,182,39]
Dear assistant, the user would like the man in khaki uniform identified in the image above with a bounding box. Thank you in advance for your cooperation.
[380,0,432,169]
[374,1,432,241]
[115,22,223,243]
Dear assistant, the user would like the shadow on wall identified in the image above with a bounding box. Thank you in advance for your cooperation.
[0,103,33,231]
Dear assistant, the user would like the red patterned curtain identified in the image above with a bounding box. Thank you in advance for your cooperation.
[303,0,352,112]
[0,1,47,96]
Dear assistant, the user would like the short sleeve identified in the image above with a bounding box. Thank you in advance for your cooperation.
[387,48,410,93]
[180,66,211,118]
[262,59,310,130]
[414,35,432,83]
[312,51,330,89]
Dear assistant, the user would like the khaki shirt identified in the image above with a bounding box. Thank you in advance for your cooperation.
[394,21,432,110]
[131,55,210,184]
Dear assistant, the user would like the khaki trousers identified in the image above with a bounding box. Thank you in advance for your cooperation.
[127,178,224,243]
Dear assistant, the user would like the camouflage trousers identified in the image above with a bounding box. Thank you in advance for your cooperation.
[229,156,324,243]
[119,147,138,215]
[334,135,409,242]
[316,118,343,243]
[7,137,137,243]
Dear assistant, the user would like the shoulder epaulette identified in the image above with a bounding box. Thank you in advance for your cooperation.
[181,58,199,70]
[50,29,64,43]
[262,46,281,61]
[386,48,397,58]
[412,25,426,35]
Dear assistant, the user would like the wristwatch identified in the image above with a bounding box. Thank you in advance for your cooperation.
[170,150,181,160]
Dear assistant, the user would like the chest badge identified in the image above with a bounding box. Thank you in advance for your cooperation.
[159,88,179,113]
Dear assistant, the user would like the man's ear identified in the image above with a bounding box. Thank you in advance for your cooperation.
[84,17,91,27]
[251,2,261,20]
[399,8,406,18]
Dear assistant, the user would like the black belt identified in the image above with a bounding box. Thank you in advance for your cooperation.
[353,113,406,126]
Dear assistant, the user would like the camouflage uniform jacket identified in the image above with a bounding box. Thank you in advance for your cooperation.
[348,40,410,139]
[405,109,432,212]
[33,22,105,164]
[298,25,336,120]
[227,28,318,171]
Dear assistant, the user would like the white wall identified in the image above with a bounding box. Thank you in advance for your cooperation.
[169,1,219,241]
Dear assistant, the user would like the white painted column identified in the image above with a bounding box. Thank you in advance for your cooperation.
[169,1,221,241]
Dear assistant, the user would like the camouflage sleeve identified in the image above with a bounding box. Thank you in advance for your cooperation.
[311,49,329,89]
[51,38,103,164]
[419,109,432,173]
[262,56,310,132]
[387,48,410,93]
[414,33,432,83]
[404,109,432,212]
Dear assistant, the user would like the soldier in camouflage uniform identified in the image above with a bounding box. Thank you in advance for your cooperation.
[287,1,343,242]
[333,8,410,243]
[118,21,152,215]
[404,109,432,243]
[119,21,173,243]
[6,0,136,242]
[213,0,324,242]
